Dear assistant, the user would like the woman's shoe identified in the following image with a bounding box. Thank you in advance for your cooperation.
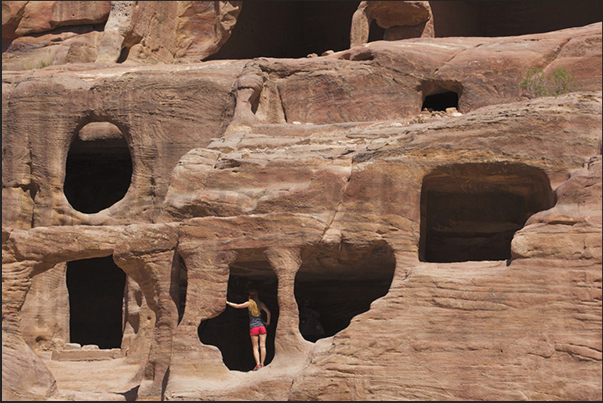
[253,364,261,371]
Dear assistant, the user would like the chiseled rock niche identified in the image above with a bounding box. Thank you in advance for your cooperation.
[2,10,602,403]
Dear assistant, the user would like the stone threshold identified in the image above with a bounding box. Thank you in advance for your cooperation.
[50,343,123,361]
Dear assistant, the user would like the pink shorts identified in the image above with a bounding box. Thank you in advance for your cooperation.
[249,326,266,336]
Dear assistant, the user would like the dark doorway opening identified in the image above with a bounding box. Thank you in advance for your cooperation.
[422,91,459,112]
[198,252,278,372]
[294,241,396,342]
[368,18,387,43]
[173,253,187,325]
[206,1,360,60]
[419,163,556,263]
[66,255,126,349]
[116,46,131,63]
[420,80,462,112]
[64,122,132,214]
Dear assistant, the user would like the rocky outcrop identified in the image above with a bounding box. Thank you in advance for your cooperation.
[2,1,110,38]
[350,1,434,47]
[2,1,110,69]
[512,156,602,261]
[2,9,601,403]
[2,1,242,69]
[4,1,602,70]
[94,1,243,64]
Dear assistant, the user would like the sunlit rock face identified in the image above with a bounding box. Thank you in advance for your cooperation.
[2,2,602,401]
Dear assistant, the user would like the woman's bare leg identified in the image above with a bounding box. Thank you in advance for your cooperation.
[250,335,260,366]
[259,332,267,366]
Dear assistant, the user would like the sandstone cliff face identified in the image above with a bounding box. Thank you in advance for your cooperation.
[2,1,242,69]
[2,2,602,402]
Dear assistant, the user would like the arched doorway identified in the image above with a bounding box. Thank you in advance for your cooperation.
[198,251,278,372]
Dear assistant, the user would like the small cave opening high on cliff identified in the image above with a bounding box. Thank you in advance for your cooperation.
[198,252,278,372]
[205,1,361,60]
[66,256,126,349]
[430,1,602,37]
[294,241,396,342]
[419,163,556,263]
[420,80,462,112]
[64,122,132,214]
[422,91,459,112]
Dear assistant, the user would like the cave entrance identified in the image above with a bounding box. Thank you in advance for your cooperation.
[66,255,127,349]
[198,250,278,372]
[294,241,396,342]
[419,163,556,263]
[420,80,462,112]
[64,122,132,214]
[422,91,459,112]
[205,1,360,60]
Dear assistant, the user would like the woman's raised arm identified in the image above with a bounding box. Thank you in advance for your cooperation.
[226,300,249,309]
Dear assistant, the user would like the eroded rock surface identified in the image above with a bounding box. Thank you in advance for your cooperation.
[2,1,242,69]
[2,8,601,403]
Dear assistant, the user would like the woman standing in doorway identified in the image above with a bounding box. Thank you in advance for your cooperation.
[226,289,271,370]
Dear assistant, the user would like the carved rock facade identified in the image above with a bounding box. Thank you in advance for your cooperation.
[2,2,602,401]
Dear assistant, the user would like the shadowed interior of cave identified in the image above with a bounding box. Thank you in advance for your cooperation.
[368,18,387,44]
[420,80,462,113]
[174,253,188,325]
[206,1,361,60]
[419,163,556,263]
[430,1,602,37]
[294,241,396,342]
[422,91,459,112]
[64,122,132,214]
[66,255,126,349]
[198,253,278,372]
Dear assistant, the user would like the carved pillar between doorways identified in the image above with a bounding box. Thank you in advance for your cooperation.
[264,247,312,368]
